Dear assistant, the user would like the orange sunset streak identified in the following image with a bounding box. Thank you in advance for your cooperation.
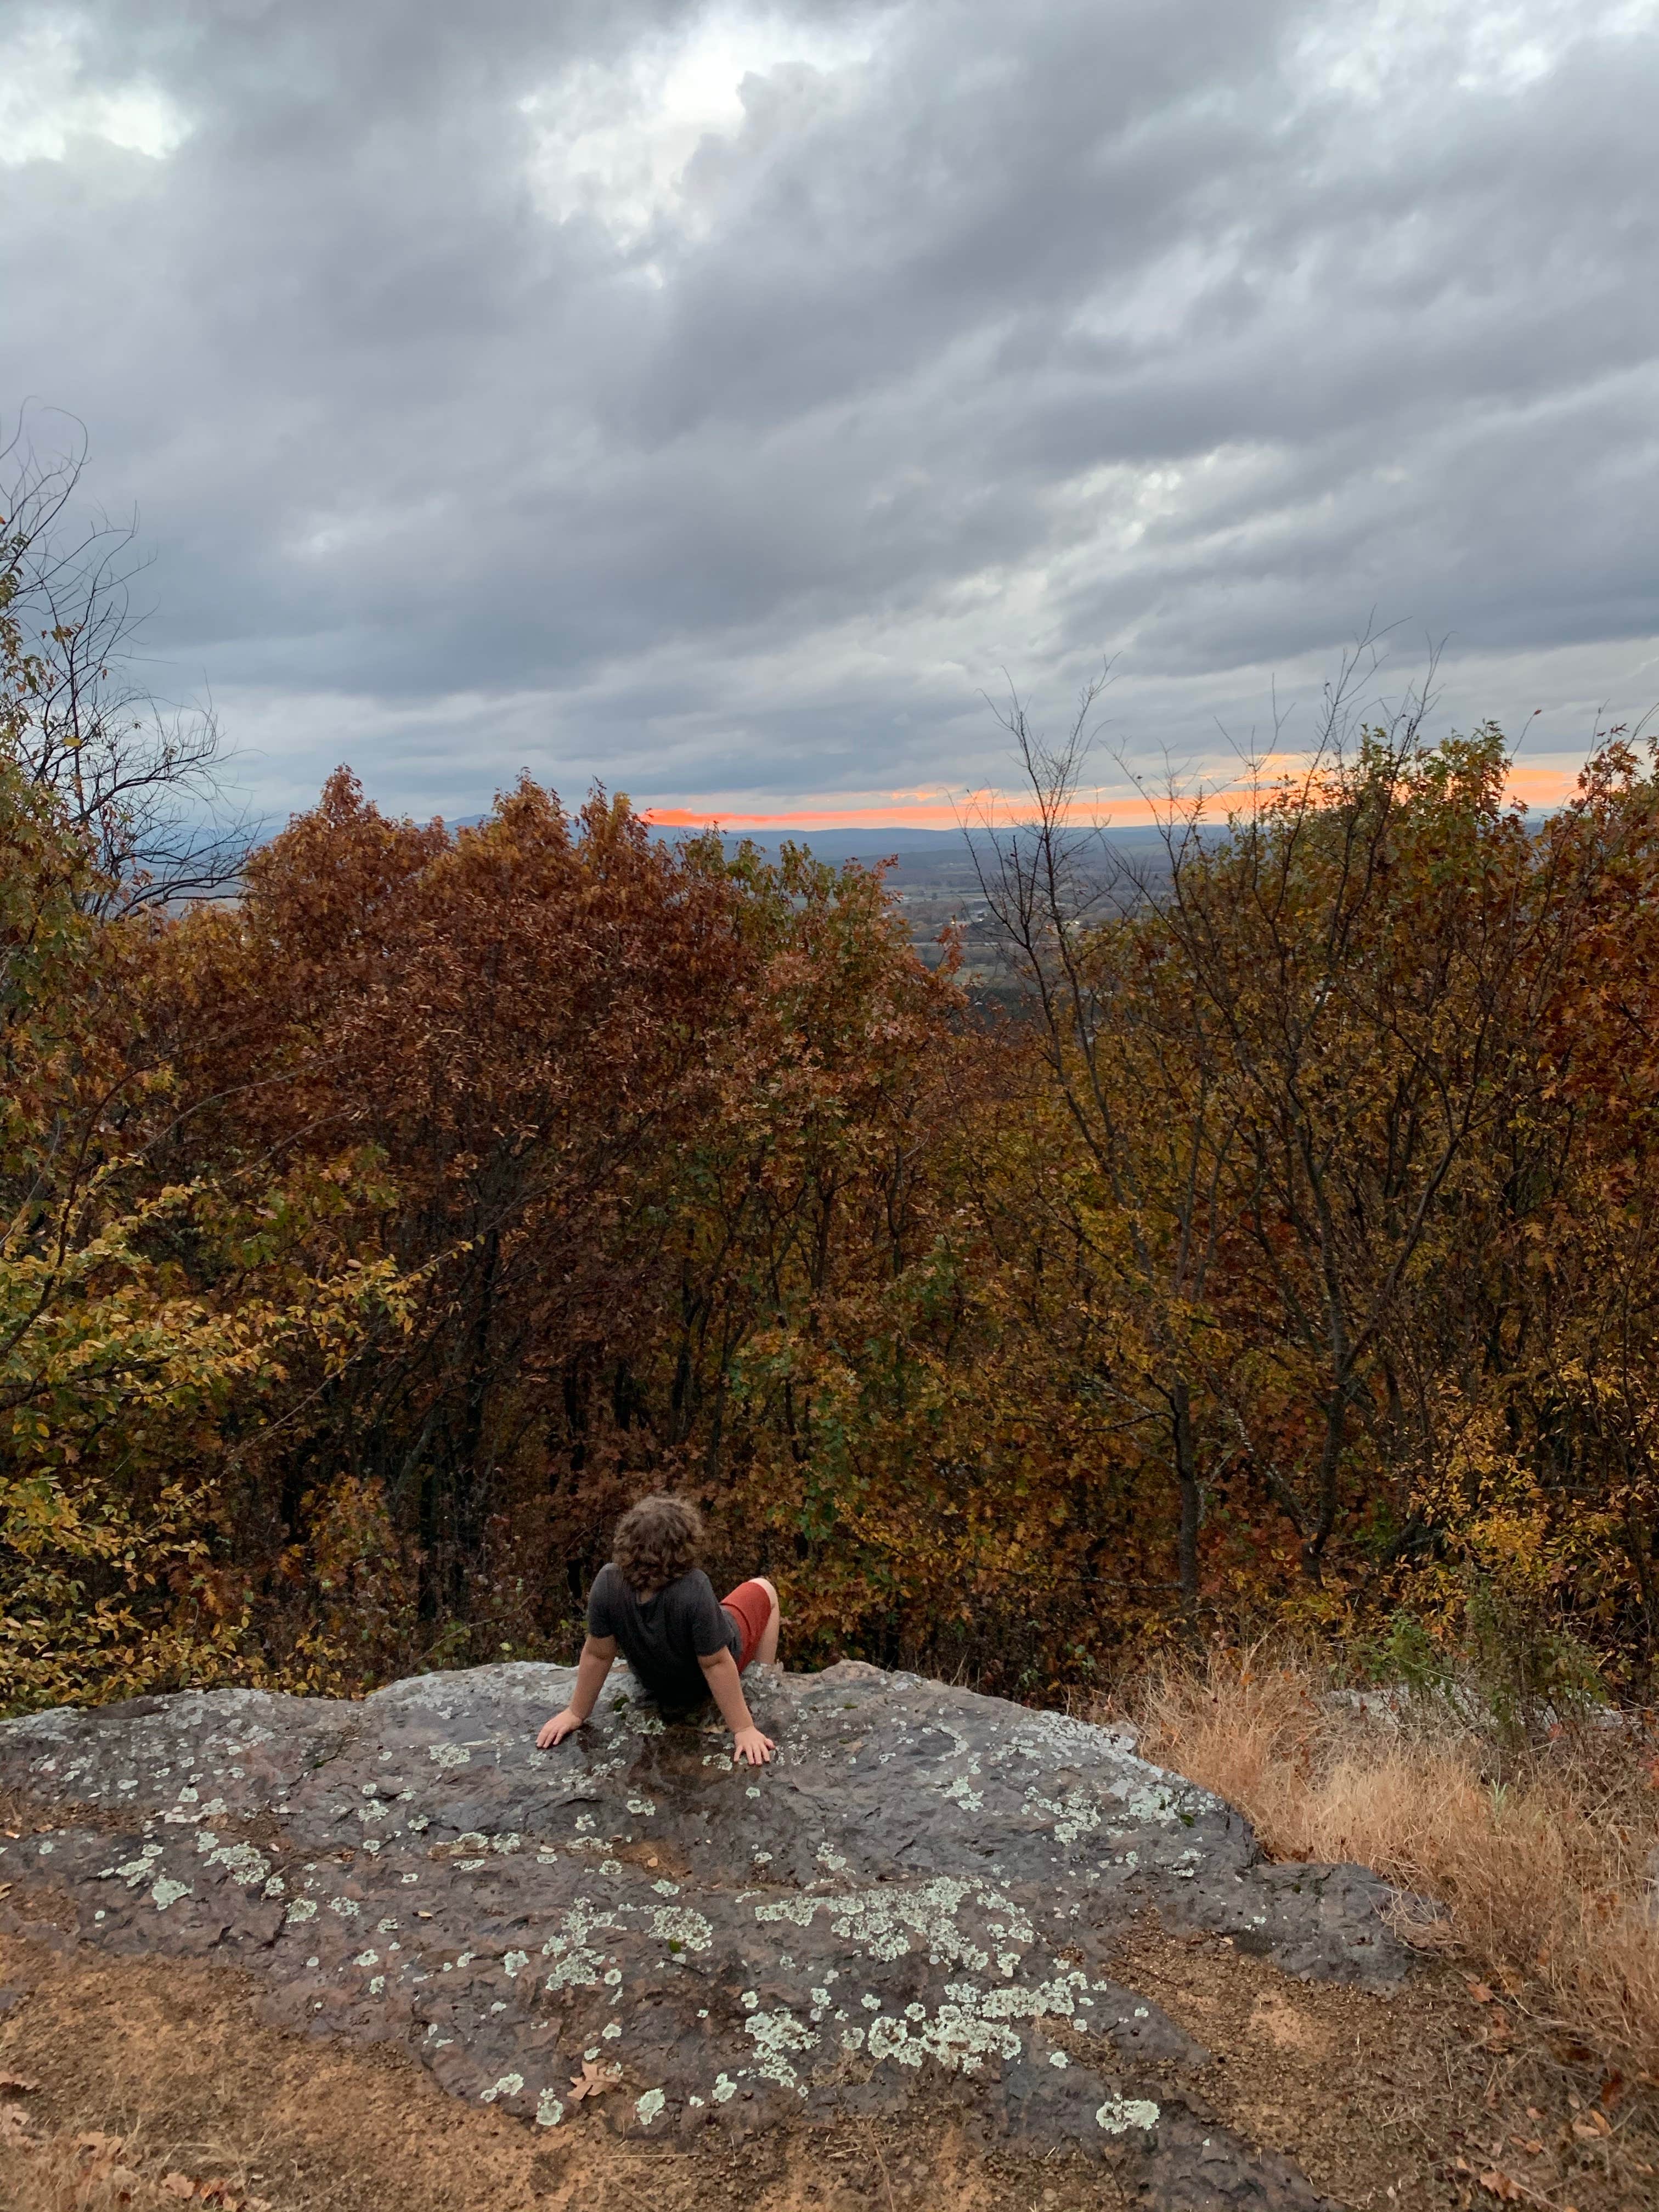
[642,763,1580,834]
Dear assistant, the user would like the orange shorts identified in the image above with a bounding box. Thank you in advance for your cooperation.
[720,1579,774,1672]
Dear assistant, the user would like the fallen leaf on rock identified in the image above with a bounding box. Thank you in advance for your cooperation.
[567,2060,618,2103]
[1477,2172,1522,2203]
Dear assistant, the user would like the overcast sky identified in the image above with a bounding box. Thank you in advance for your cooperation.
[3,0,1657,828]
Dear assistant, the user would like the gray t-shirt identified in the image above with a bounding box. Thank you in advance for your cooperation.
[587,1563,738,1713]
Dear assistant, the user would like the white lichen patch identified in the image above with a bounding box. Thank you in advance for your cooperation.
[1096,2097,1160,2134]
[635,2087,665,2125]
[109,1844,163,1886]
[427,1743,471,1769]
[481,2073,523,2104]
[541,1898,620,1992]
[151,1877,191,1911]
[755,1875,1030,1974]
[201,1838,270,1887]
[285,1897,318,1925]
[744,2007,816,2092]
[535,2091,563,2128]
[503,1949,529,1977]
[651,1904,713,1953]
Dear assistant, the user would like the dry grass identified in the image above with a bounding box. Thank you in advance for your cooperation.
[0,2107,268,2211]
[1128,1646,1659,2078]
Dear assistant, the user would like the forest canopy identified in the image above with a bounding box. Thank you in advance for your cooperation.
[5,505,1659,1717]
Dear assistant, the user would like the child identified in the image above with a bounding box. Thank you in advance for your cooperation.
[536,1494,780,1766]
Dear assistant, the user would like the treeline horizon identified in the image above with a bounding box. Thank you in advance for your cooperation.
[5,462,1659,1717]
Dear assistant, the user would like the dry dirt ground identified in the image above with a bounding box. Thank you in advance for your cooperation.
[1,1920,1655,2212]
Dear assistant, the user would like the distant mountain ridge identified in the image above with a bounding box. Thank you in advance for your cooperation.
[442,816,1172,866]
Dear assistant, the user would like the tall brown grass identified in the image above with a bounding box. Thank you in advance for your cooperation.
[1131,1647,1659,2075]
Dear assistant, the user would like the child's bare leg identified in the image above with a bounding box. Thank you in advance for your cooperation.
[753,1577,781,1665]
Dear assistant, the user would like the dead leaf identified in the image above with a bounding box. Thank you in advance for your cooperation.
[1512,2137,1544,2155]
[1468,1980,1496,2004]
[1598,2067,1624,2109]
[0,2069,40,2092]
[75,2131,134,2182]
[0,2104,37,2146]
[1571,2109,1611,2141]
[198,2181,241,2205]
[161,2175,198,2199]
[566,2059,618,2103]
[1477,2173,1522,2203]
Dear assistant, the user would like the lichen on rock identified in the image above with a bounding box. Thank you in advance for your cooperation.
[0,1658,1406,2204]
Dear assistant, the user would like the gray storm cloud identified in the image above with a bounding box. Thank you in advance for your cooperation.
[2,0,1656,819]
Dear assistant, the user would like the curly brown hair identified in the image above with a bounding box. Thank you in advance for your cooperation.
[611,1493,704,1598]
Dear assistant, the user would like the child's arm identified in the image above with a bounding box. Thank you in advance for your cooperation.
[698,1647,776,1766]
[536,1634,618,1747]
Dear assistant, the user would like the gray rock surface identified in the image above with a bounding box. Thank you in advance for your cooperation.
[0,1660,1409,2203]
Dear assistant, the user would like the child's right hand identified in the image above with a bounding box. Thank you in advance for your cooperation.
[537,1708,584,1748]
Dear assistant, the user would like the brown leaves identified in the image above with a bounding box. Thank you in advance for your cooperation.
[158,2172,268,2209]
[0,2112,269,2212]
[0,2067,40,2091]
[0,2101,37,2147]
[566,2059,619,2104]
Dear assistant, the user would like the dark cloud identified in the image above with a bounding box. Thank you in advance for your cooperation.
[2,0,1656,819]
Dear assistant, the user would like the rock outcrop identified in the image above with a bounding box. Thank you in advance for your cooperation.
[0,1661,1409,2203]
